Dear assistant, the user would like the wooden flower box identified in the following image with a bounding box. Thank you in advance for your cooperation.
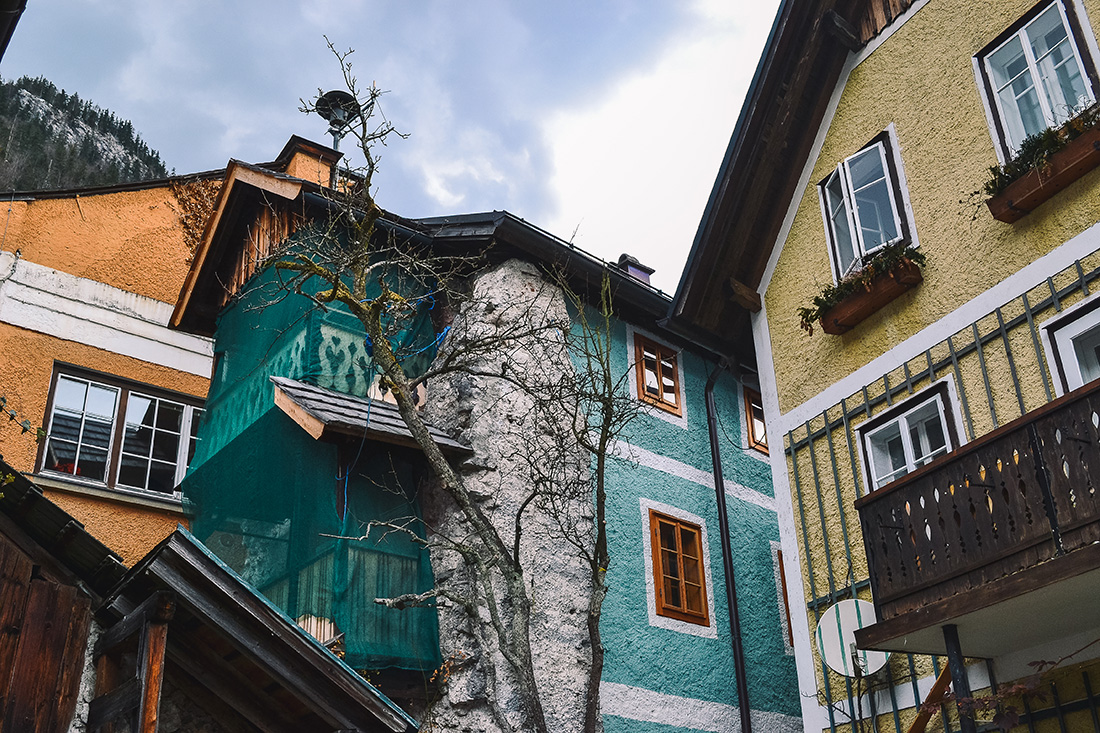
[819,260,923,335]
[986,127,1100,223]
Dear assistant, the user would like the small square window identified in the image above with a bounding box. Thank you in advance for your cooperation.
[858,384,960,492]
[977,0,1099,159]
[1043,296,1100,394]
[634,335,682,416]
[744,387,768,455]
[649,509,710,626]
[40,366,204,498]
[818,130,913,281]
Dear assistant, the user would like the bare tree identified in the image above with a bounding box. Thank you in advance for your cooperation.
[273,44,641,733]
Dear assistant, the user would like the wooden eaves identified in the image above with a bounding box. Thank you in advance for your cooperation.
[667,0,915,357]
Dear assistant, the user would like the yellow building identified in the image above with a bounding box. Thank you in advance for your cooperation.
[672,0,1100,730]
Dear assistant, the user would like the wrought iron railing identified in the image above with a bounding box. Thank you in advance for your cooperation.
[856,378,1100,622]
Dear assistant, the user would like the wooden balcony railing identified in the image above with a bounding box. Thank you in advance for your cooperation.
[856,379,1100,623]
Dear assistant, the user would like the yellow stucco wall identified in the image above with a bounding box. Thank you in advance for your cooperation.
[767,0,1100,415]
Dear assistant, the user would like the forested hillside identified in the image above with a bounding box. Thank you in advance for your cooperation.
[0,76,167,191]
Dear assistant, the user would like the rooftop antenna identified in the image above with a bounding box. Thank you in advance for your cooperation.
[315,90,361,152]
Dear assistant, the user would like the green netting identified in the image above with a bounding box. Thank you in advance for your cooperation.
[183,248,443,672]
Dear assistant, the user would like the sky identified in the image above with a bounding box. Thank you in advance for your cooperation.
[1,0,780,294]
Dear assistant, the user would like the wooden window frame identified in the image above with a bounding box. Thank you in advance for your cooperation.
[37,363,205,498]
[649,509,710,626]
[634,335,683,416]
[744,387,769,455]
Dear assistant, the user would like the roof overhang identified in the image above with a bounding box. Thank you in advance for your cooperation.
[271,376,473,456]
[100,529,419,733]
[668,0,909,356]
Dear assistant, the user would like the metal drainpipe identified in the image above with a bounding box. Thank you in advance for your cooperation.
[705,362,752,733]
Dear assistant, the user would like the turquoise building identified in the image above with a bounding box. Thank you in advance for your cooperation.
[170,138,800,730]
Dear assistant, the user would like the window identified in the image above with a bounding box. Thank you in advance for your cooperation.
[818,131,911,280]
[40,368,204,497]
[1043,296,1100,394]
[649,509,709,626]
[978,1,1098,158]
[634,335,682,416]
[745,387,768,455]
[858,383,960,491]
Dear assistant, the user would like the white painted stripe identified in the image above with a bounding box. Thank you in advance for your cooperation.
[774,222,1100,436]
[752,304,825,732]
[600,681,802,733]
[612,439,777,513]
[0,252,213,376]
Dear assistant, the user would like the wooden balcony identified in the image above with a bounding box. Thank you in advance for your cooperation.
[854,379,1100,657]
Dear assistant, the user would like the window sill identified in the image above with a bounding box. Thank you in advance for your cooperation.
[986,127,1100,223]
[819,260,923,335]
[32,473,187,514]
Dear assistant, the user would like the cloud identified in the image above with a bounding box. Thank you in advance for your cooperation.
[541,0,781,293]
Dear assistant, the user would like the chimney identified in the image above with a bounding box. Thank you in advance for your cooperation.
[615,253,655,285]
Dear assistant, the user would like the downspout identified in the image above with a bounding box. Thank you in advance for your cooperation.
[705,362,752,733]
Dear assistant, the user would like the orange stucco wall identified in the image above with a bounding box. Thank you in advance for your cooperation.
[43,490,187,566]
[4,184,195,303]
[0,323,207,563]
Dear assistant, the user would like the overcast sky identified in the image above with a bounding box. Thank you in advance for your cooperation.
[1,1,779,293]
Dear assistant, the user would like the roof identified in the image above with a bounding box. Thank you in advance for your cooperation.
[170,146,695,347]
[0,458,127,597]
[102,528,420,733]
[668,0,916,356]
[271,376,473,456]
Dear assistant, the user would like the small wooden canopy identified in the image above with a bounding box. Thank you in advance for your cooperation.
[272,375,473,456]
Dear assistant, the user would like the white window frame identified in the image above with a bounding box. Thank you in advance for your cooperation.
[1041,292,1100,396]
[40,366,204,499]
[817,127,915,282]
[975,0,1100,162]
[855,380,965,494]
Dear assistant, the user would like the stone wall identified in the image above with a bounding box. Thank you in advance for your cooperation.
[422,258,594,733]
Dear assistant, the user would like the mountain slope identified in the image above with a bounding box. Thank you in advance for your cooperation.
[0,76,167,191]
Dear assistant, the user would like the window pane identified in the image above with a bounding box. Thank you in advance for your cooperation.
[54,377,87,413]
[45,440,78,474]
[643,357,659,396]
[679,527,699,559]
[847,147,898,251]
[990,36,1045,146]
[81,415,114,450]
[1073,323,1100,384]
[870,423,907,487]
[156,401,183,432]
[825,171,857,274]
[76,446,109,482]
[50,411,82,443]
[152,431,180,461]
[664,574,682,608]
[118,453,149,489]
[147,461,177,494]
[658,521,677,552]
[1028,5,1090,122]
[123,423,153,458]
[126,394,156,428]
[684,580,704,613]
[85,384,117,420]
[191,408,205,437]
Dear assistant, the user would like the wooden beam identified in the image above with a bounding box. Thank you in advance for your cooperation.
[96,591,176,658]
[273,384,327,440]
[138,610,171,732]
[907,665,951,733]
[87,678,140,731]
[823,9,861,51]
[728,277,763,312]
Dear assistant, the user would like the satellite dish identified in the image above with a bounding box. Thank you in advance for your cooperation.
[815,599,889,677]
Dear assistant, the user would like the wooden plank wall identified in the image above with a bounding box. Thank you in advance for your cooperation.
[0,533,91,733]
[857,0,915,43]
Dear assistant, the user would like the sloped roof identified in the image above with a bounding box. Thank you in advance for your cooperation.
[271,376,472,456]
[669,0,916,356]
[103,528,420,733]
